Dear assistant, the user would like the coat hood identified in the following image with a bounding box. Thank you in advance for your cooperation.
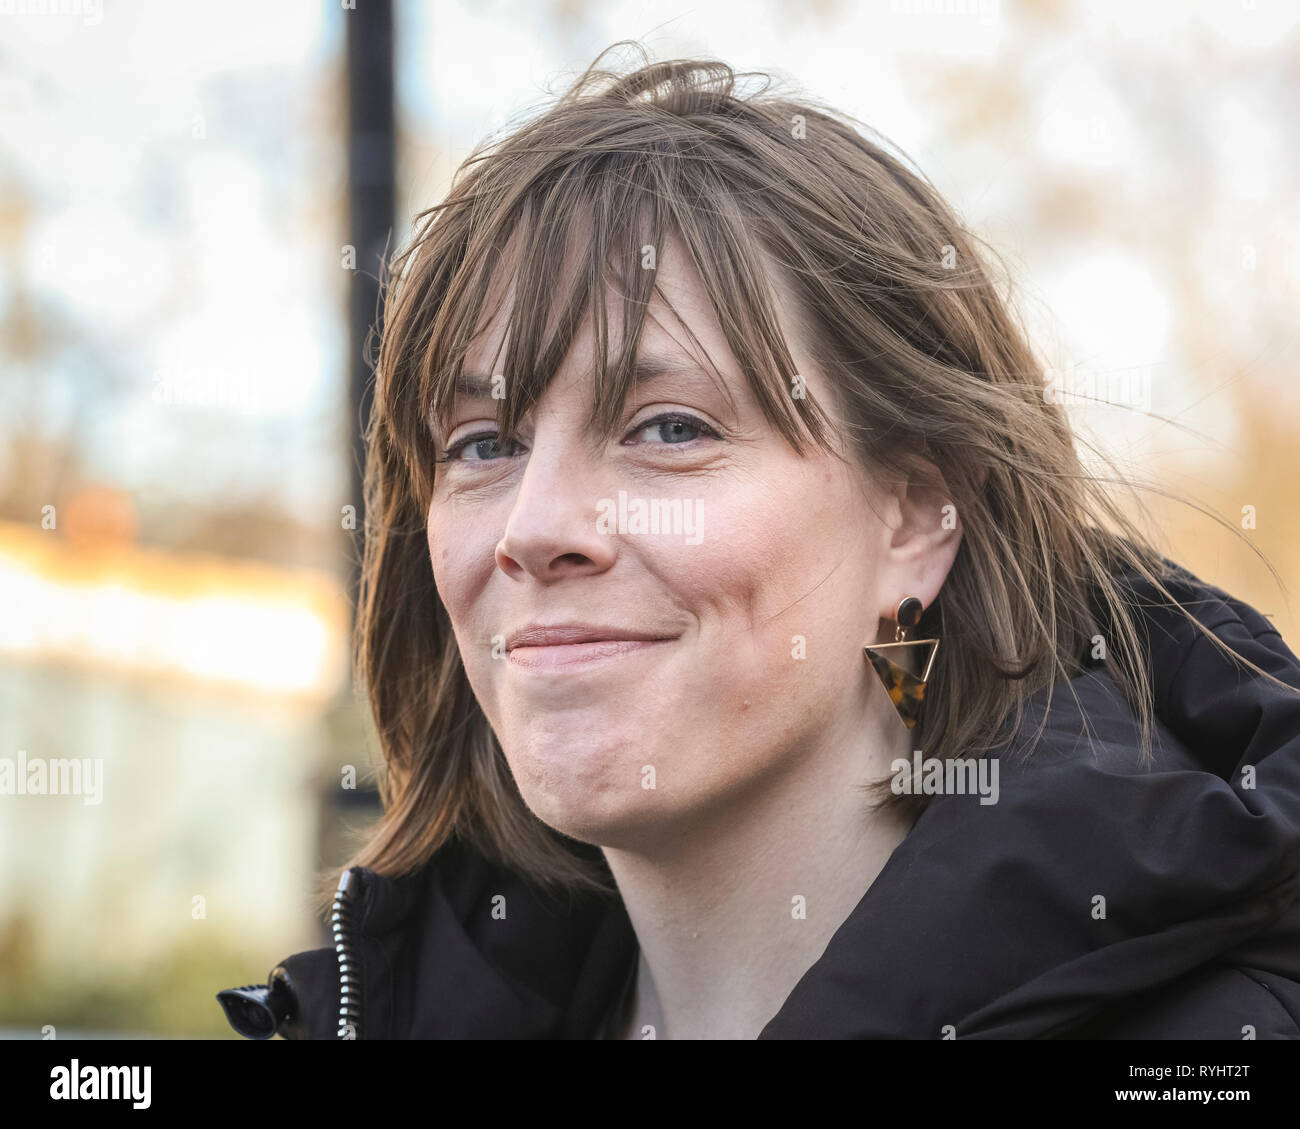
[219,556,1300,1038]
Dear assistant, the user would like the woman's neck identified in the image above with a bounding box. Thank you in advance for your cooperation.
[600,703,914,1039]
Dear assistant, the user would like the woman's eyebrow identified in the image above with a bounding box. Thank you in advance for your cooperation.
[623,353,719,383]
[453,353,719,399]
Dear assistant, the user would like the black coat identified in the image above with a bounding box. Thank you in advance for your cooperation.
[217,558,1300,1039]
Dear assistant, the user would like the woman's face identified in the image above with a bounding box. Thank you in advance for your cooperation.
[427,236,956,849]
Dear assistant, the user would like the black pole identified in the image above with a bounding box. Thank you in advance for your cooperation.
[345,0,395,612]
[334,2,395,829]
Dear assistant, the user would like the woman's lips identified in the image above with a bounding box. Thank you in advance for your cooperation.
[506,638,672,672]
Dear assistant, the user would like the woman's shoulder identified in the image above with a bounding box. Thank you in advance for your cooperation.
[1071,962,1300,1040]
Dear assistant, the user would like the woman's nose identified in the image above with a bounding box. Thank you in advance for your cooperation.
[493,431,617,582]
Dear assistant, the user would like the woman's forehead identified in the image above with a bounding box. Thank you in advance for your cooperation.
[461,244,738,390]
[466,230,714,349]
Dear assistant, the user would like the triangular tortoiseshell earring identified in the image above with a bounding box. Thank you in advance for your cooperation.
[863,596,940,730]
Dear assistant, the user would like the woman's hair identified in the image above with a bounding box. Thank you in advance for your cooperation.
[314,42,1291,912]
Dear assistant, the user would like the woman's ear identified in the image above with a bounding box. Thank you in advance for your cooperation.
[873,456,962,623]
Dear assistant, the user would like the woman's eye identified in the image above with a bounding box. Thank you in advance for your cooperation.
[438,413,719,464]
[628,413,720,446]
[438,432,522,463]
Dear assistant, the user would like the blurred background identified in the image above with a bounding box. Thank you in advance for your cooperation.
[0,0,1296,1036]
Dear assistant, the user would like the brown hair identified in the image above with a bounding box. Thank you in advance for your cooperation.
[314,42,1292,912]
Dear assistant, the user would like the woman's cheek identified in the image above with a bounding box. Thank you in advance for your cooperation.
[429,504,487,601]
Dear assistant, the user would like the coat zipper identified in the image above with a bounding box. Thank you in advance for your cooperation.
[332,868,363,1039]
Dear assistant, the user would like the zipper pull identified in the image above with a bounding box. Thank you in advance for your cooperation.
[216,967,297,1039]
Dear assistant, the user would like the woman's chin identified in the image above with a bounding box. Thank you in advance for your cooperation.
[521,780,678,850]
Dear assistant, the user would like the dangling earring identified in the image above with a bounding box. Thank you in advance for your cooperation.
[864,596,940,730]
